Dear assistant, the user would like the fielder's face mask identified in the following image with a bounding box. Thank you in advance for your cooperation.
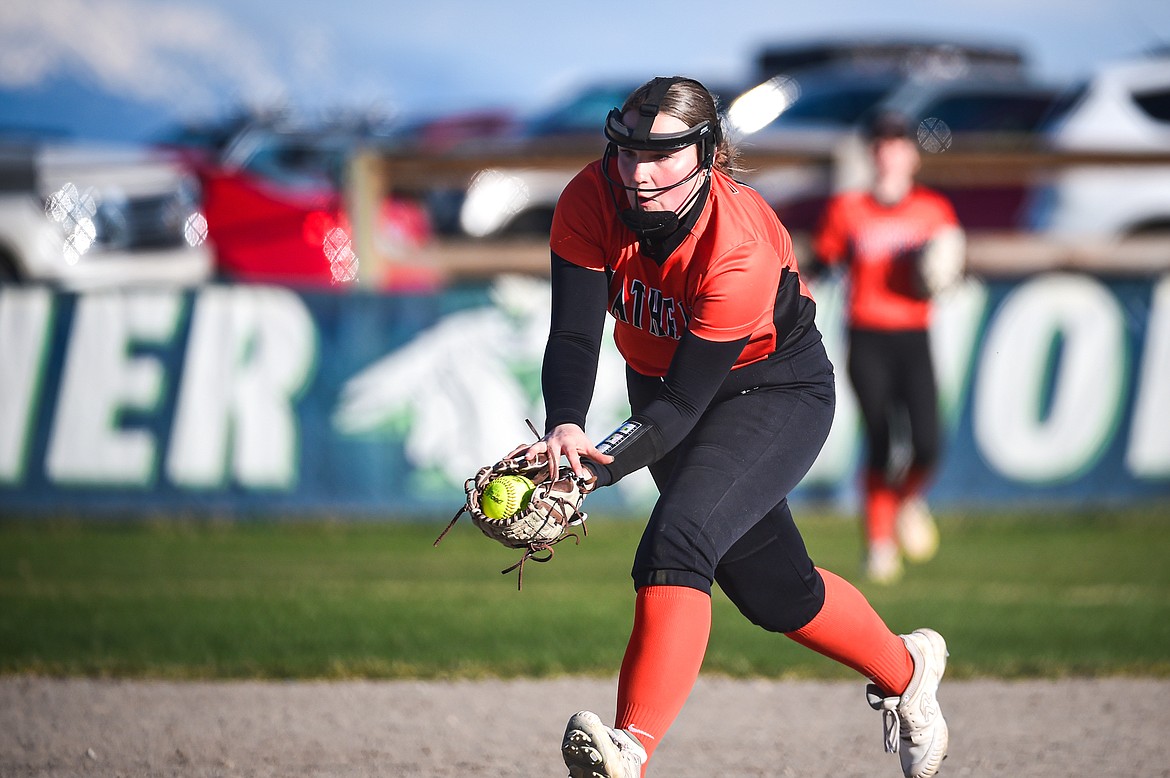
[601,76,719,241]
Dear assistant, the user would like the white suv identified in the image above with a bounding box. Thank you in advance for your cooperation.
[0,141,213,289]
[1033,54,1170,238]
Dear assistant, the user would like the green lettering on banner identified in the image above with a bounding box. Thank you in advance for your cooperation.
[0,288,54,484]
[167,286,317,490]
[46,291,184,486]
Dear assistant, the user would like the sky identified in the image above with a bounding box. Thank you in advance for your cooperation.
[1,0,1168,140]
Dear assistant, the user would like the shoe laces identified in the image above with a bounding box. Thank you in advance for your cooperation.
[613,729,647,769]
[866,683,901,753]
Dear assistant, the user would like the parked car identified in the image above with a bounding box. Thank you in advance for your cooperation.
[737,74,1072,234]
[169,122,438,290]
[729,34,1031,143]
[753,35,1027,83]
[1031,53,1170,238]
[0,139,213,289]
[729,69,1057,151]
[728,68,903,143]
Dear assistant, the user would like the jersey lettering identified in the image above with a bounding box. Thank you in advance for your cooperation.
[647,289,678,339]
[615,279,682,341]
[629,279,646,330]
[853,219,928,261]
[610,288,628,322]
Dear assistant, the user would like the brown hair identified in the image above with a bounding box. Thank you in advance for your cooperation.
[621,77,741,176]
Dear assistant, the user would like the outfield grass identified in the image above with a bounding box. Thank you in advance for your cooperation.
[1,508,1168,680]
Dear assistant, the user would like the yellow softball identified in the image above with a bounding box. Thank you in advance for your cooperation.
[481,475,536,519]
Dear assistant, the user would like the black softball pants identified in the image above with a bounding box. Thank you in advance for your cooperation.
[846,327,940,479]
[627,338,836,634]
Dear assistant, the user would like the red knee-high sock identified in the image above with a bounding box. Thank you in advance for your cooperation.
[864,470,899,546]
[615,585,711,763]
[786,568,914,696]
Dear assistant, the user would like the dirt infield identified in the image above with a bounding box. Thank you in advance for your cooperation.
[3,676,1168,777]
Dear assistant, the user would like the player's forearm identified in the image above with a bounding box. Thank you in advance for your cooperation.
[586,332,748,486]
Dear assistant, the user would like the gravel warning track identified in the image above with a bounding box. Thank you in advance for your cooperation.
[3,676,1168,777]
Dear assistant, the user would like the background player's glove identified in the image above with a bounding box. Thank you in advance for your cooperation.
[915,226,966,298]
[434,450,595,588]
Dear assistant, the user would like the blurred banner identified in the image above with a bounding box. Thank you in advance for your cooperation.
[1,272,1167,518]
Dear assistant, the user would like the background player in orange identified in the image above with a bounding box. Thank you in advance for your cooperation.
[521,77,949,778]
[811,111,965,584]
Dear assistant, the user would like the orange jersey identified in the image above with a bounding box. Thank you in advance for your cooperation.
[551,162,814,377]
[813,186,958,330]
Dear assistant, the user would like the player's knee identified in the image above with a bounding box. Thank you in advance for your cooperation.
[736,588,824,633]
[716,568,826,634]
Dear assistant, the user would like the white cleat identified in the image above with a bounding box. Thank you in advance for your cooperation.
[867,628,949,778]
[562,710,646,778]
[896,497,939,563]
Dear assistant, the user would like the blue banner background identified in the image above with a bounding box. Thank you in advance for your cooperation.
[0,272,1167,518]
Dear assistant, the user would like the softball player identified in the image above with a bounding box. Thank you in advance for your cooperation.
[520,77,949,778]
[812,112,964,583]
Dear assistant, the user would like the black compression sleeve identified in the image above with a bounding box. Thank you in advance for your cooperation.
[542,252,608,431]
[587,330,749,485]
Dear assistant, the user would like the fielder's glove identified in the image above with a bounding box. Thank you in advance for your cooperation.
[912,226,967,299]
[434,446,595,589]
